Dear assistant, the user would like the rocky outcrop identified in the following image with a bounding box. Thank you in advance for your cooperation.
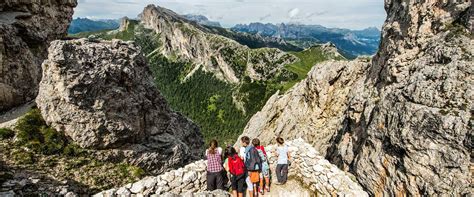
[140,5,297,83]
[240,58,371,156]
[242,1,472,196]
[0,0,77,112]
[118,17,130,32]
[36,39,204,173]
[96,139,367,196]
[338,1,473,195]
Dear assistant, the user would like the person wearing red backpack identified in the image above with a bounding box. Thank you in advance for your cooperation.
[226,146,246,197]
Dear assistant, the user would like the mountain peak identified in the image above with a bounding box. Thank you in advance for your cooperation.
[143,4,183,22]
[139,4,298,84]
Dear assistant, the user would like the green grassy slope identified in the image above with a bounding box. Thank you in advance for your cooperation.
[0,109,144,194]
[281,46,346,91]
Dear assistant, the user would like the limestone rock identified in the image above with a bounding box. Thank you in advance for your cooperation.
[335,1,473,195]
[0,0,77,111]
[119,17,130,32]
[36,39,204,173]
[140,5,297,83]
[242,1,472,196]
[240,58,371,156]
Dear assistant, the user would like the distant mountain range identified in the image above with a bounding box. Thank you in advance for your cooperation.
[232,23,381,58]
[69,17,380,58]
[68,18,119,34]
[182,14,221,27]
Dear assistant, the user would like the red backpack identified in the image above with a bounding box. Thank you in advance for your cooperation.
[228,155,245,176]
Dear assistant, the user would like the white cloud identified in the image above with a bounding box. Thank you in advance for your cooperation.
[73,0,386,29]
[288,8,300,19]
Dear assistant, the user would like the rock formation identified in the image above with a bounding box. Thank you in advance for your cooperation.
[140,5,297,83]
[0,0,77,112]
[118,17,130,32]
[96,139,367,196]
[36,39,204,173]
[241,1,472,196]
[241,58,371,156]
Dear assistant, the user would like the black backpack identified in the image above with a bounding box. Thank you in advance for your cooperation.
[245,146,262,171]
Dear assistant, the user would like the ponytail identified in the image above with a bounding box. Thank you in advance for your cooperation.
[209,139,218,154]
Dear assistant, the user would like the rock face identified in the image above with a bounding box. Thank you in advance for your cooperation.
[242,1,472,196]
[0,0,77,112]
[140,5,297,83]
[96,139,367,196]
[119,17,130,32]
[36,39,204,173]
[241,59,370,156]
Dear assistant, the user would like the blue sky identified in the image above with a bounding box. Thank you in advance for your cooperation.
[74,0,386,30]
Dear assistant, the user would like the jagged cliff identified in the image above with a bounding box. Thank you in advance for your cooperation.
[0,0,77,112]
[140,5,297,83]
[242,1,472,196]
[241,58,371,156]
[36,39,204,174]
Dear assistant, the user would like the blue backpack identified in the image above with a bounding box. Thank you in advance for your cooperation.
[245,146,262,171]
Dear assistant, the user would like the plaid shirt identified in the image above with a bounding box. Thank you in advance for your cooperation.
[206,148,223,172]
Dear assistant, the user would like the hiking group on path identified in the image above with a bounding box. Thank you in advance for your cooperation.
[205,136,291,197]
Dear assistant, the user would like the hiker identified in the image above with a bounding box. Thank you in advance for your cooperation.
[206,139,225,190]
[275,137,290,185]
[222,144,232,189]
[239,136,255,197]
[254,138,270,194]
[227,146,246,197]
[246,138,263,197]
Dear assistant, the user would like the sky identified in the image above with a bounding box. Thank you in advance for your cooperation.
[74,0,386,30]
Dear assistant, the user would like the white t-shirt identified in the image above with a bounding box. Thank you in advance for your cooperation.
[239,147,246,161]
[277,145,289,164]
[206,147,222,156]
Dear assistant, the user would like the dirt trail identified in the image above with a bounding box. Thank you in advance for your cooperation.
[249,179,314,197]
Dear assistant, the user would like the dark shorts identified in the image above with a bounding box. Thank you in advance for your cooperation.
[207,171,225,191]
[231,174,246,193]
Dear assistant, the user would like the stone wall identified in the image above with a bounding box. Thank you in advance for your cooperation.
[266,139,367,196]
[95,139,367,196]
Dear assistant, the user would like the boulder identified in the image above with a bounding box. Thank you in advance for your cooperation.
[36,39,204,173]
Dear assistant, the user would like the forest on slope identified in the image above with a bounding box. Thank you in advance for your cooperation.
[71,17,345,144]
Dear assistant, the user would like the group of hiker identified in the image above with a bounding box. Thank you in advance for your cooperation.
[205,136,290,197]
